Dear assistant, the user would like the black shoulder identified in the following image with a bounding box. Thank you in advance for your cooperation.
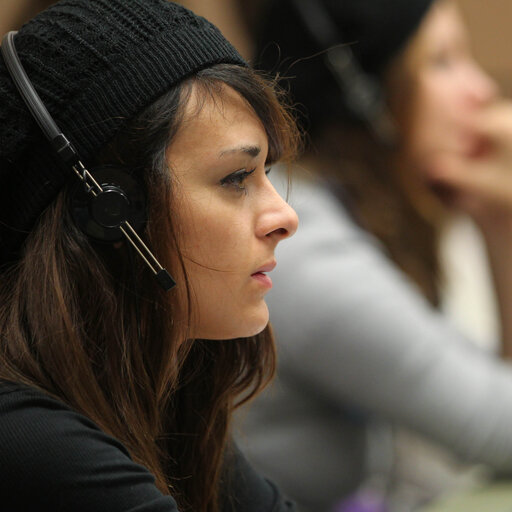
[0,382,178,512]
[221,443,296,512]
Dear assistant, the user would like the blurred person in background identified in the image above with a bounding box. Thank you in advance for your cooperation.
[232,0,512,511]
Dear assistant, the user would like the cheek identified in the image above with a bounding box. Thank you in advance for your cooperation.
[177,194,252,275]
[179,212,268,340]
[417,78,455,127]
[173,194,267,338]
[408,76,467,157]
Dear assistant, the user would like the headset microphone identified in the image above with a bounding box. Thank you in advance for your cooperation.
[1,31,176,291]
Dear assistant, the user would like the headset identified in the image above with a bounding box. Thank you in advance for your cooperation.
[1,31,176,291]
[288,0,398,146]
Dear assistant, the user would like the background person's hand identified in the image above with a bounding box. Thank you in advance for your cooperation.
[427,100,512,226]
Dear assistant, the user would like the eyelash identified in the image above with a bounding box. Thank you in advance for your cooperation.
[220,167,272,193]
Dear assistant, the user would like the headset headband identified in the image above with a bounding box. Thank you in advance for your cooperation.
[1,31,175,291]
[289,0,398,145]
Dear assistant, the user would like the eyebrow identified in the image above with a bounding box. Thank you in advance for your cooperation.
[219,145,261,158]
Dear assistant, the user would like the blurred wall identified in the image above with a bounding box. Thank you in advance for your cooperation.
[457,0,512,96]
[0,0,57,37]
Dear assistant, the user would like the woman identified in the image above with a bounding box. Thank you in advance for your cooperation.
[0,1,298,511]
[236,0,512,511]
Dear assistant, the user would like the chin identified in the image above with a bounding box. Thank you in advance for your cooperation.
[198,305,269,340]
[202,326,268,341]
[224,302,270,339]
[242,320,269,338]
[243,304,270,337]
[224,317,269,340]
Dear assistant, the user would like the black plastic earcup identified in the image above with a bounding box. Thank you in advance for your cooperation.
[71,167,146,242]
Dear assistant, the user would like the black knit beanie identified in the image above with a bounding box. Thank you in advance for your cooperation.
[0,0,246,262]
[256,0,434,131]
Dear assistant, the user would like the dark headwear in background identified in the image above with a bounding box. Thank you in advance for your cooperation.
[256,0,434,132]
[0,0,246,262]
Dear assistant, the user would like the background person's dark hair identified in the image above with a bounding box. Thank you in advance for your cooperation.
[0,63,299,512]
[256,0,442,304]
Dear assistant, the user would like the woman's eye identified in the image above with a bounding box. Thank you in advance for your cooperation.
[220,168,256,193]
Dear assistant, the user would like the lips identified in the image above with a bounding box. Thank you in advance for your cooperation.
[251,260,276,289]
[252,260,276,275]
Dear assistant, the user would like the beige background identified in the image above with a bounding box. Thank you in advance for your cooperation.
[0,0,56,37]
[457,0,512,96]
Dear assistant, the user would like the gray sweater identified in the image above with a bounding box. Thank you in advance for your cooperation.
[237,170,512,512]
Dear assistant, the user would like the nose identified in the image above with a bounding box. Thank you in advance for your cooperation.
[257,182,298,243]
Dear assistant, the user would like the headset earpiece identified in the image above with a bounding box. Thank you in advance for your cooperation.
[2,30,175,290]
[72,167,146,242]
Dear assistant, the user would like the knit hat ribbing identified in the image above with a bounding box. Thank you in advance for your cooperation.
[0,0,246,261]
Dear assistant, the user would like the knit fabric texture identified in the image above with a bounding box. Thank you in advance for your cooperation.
[256,0,434,131]
[0,0,246,262]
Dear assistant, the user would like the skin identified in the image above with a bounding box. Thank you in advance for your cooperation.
[167,84,298,340]
[406,0,498,174]
[429,103,512,218]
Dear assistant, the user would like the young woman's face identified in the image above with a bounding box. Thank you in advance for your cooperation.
[167,84,298,340]
[405,0,498,170]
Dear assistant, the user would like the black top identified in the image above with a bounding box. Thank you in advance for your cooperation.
[0,382,294,511]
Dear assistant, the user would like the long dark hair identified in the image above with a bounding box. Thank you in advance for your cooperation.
[0,64,299,512]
